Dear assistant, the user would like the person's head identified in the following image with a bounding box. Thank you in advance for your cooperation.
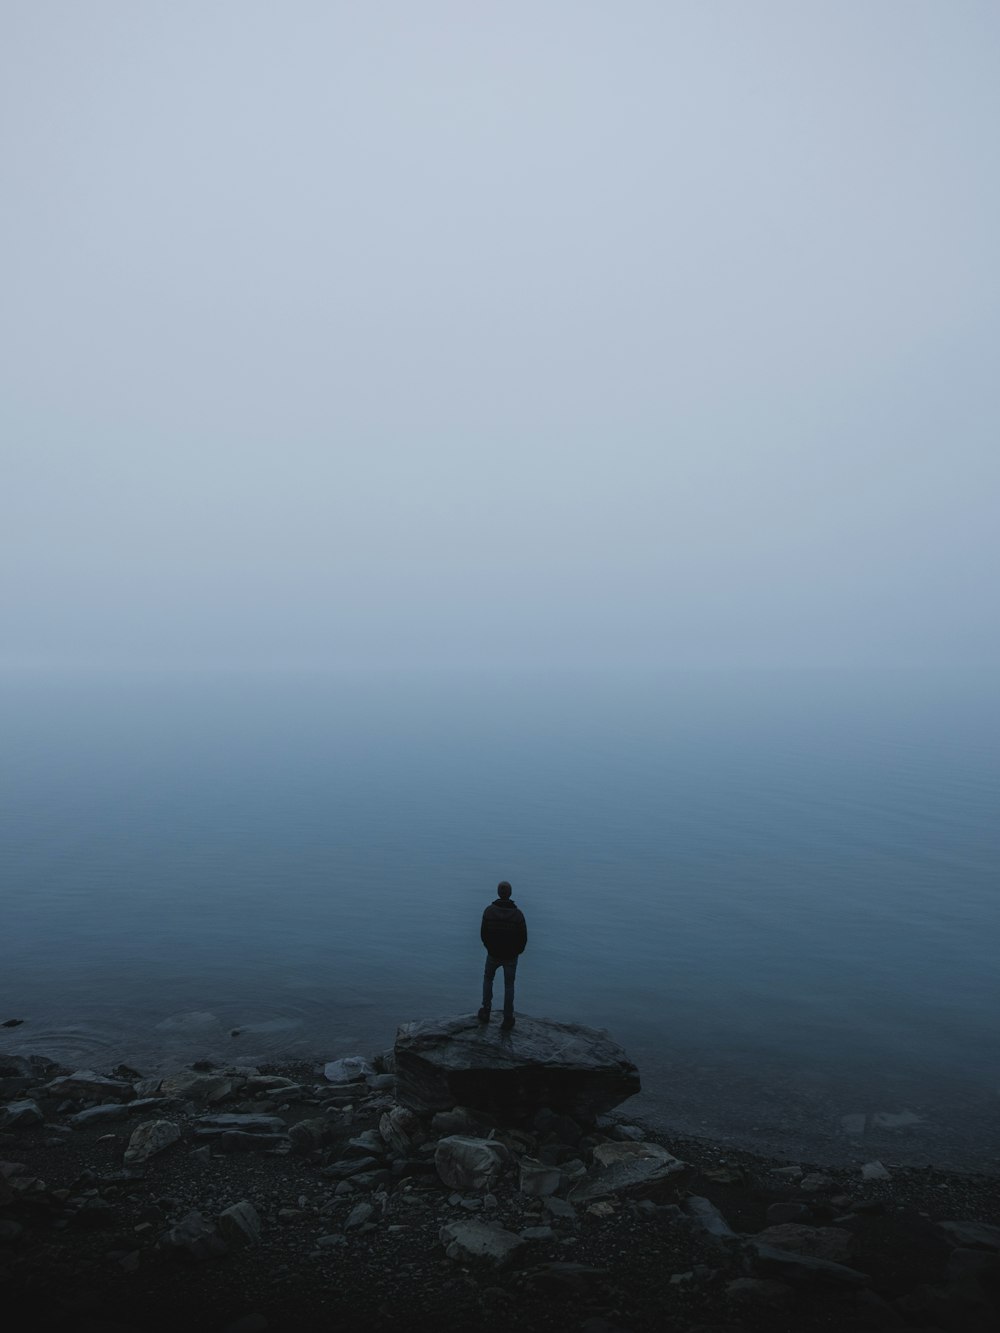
[497,880,512,899]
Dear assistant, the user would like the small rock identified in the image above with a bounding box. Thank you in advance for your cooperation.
[345,1202,374,1229]
[217,1199,261,1247]
[521,1225,556,1240]
[726,1277,795,1310]
[320,1156,378,1179]
[570,1141,690,1203]
[45,1070,134,1102]
[323,1057,374,1085]
[379,1105,420,1154]
[288,1118,334,1153]
[123,1120,180,1166]
[754,1223,854,1263]
[440,1219,526,1266]
[800,1172,833,1192]
[683,1196,736,1239]
[1,1019,24,1028]
[68,1104,130,1128]
[519,1157,562,1197]
[196,1113,285,1134]
[315,1233,346,1247]
[161,1209,228,1261]
[434,1136,509,1191]
[752,1242,867,1285]
[861,1160,891,1181]
[935,1219,1000,1252]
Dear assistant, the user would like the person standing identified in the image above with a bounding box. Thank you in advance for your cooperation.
[478,880,527,1030]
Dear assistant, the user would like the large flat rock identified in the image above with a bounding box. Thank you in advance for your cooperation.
[394,1014,640,1120]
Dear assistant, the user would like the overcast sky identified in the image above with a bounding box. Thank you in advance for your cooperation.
[2,1,997,671]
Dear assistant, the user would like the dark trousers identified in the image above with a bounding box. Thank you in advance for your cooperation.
[482,955,517,1018]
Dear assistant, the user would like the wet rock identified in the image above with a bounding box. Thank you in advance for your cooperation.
[754,1223,854,1263]
[521,1225,556,1240]
[544,1196,578,1220]
[570,1141,690,1202]
[800,1172,834,1192]
[519,1157,562,1197]
[395,1014,640,1119]
[0,1100,44,1129]
[323,1057,375,1084]
[435,1136,510,1191]
[44,1071,135,1102]
[440,1218,527,1266]
[161,1209,228,1261]
[217,1199,261,1248]
[861,1160,891,1181]
[123,1120,181,1166]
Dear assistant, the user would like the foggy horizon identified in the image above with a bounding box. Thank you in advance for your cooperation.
[3,2,998,673]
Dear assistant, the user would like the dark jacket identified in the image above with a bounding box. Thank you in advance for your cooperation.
[481,898,527,961]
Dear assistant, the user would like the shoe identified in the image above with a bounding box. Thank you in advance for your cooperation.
[477,1008,491,1023]
[500,1015,515,1030]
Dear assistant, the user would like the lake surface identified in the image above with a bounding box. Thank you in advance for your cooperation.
[2,667,998,1170]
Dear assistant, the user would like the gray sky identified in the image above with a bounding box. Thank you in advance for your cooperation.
[3,1,998,670]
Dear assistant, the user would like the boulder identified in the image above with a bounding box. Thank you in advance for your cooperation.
[394,1014,640,1119]
[435,1136,510,1191]
[569,1141,690,1202]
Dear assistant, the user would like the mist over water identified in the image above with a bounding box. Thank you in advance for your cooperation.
[3,666,998,1168]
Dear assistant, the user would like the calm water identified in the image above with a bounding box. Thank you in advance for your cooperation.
[2,667,998,1170]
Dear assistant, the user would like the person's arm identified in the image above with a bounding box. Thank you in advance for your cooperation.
[517,912,527,954]
[481,909,490,949]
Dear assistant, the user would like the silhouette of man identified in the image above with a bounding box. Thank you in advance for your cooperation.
[478,880,527,1030]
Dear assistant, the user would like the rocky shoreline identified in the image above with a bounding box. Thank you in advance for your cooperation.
[2,1016,999,1332]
